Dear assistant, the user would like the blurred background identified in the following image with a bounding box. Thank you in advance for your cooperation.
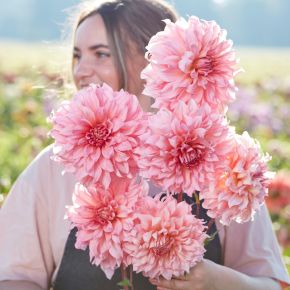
[0,0,289,275]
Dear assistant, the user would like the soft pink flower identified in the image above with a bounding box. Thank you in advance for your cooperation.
[201,132,274,225]
[266,170,290,214]
[49,83,146,188]
[138,100,233,194]
[66,178,149,279]
[142,16,240,112]
[123,194,207,280]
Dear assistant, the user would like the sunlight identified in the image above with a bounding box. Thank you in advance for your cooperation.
[212,0,229,5]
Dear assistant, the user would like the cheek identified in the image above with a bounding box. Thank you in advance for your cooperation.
[126,55,147,96]
[72,66,80,89]
[99,66,120,91]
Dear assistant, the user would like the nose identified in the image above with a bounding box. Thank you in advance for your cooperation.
[74,57,93,78]
[73,58,97,88]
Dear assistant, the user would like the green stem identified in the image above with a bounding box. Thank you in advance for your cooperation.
[130,265,134,290]
[194,191,200,218]
[121,264,129,290]
[207,218,215,233]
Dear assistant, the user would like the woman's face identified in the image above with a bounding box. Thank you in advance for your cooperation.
[73,14,119,91]
[73,13,151,111]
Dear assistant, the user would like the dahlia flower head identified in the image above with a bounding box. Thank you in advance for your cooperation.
[49,83,147,188]
[141,16,240,112]
[200,131,275,225]
[66,178,149,279]
[138,99,234,194]
[123,194,207,280]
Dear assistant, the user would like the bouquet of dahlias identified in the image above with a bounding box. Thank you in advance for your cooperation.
[49,82,208,283]
[49,15,274,289]
[140,16,274,225]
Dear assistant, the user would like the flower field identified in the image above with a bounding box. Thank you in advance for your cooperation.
[0,42,289,274]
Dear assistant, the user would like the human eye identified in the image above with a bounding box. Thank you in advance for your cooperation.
[95,50,111,59]
[72,51,81,65]
[73,52,80,61]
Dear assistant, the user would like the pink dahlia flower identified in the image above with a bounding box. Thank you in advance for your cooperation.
[123,194,207,280]
[142,16,240,112]
[200,132,274,225]
[138,100,233,194]
[66,178,149,279]
[49,83,147,188]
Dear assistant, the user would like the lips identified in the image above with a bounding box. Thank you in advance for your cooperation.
[78,82,91,89]
[79,81,102,90]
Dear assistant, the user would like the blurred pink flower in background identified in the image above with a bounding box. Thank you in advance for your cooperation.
[266,171,290,249]
[49,84,147,188]
[67,178,148,279]
[266,170,290,214]
[142,16,240,112]
[138,100,233,194]
[123,194,207,280]
[201,132,274,225]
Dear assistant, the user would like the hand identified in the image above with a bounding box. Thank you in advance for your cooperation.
[149,259,218,290]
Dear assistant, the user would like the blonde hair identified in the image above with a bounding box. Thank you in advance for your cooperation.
[68,0,178,92]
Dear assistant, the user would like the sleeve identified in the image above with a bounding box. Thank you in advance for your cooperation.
[0,153,54,289]
[222,204,290,285]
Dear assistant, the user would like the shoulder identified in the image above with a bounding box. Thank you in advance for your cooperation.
[10,144,76,206]
[21,144,60,179]
[20,144,75,185]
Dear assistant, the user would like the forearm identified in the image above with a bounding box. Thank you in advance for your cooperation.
[212,264,282,290]
[0,281,45,290]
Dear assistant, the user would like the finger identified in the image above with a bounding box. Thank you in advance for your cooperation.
[150,278,186,289]
[173,272,189,281]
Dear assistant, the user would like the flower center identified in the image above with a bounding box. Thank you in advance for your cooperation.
[152,236,174,257]
[192,56,213,77]
[179,142,205,168]
[85,123,110,147]
[95,204,116,225]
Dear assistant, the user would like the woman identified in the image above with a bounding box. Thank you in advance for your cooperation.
[0,0,289,289]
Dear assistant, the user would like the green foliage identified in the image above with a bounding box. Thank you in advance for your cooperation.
[0,42,73,196]
[0,63,63,195]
